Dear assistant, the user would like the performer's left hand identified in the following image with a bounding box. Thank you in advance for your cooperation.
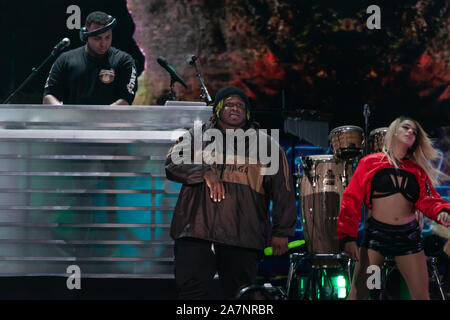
[271,236,288,256]
[437,211,450,227]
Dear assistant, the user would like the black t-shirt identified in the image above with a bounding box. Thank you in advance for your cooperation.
[43,46,138,105]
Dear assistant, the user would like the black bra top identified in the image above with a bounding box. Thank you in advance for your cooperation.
[371,168,420,203]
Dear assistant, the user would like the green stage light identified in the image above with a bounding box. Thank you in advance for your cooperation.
[337,275,346,288]
[338,288,346,299]
[333,275,347,299]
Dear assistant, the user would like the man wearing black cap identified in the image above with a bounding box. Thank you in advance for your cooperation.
[166,86,297,299]
[43,11,137,105]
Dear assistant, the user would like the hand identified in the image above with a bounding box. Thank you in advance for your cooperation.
[271,236,288,256]
[110,98,129,106]
[343,241,360,261]
[204,170,225,202]
[42,94,63,105]
[437,211,450,227]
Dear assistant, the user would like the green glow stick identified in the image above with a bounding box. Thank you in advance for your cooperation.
[264,240,305,256]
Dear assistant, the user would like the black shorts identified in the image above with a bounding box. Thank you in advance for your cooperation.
[361,217,424,257]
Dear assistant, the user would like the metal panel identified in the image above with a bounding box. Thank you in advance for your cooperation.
[0,104,211,278]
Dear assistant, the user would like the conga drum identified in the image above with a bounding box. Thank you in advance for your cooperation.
[300,155,355,267]
[369,127,388,153]
[329,126,364,159]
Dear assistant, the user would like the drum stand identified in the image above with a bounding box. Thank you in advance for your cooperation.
[428,257,446,300]
[377,256,446,300]
[286,253,353,300]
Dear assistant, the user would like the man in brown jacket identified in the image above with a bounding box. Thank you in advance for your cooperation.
[165,86,297,299]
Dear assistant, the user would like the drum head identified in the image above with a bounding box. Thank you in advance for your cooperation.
[329,126,364,159]
[330,125,364,136]
[370,127,388,137]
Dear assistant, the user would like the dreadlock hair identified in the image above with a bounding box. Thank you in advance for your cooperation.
[210,99,259,128]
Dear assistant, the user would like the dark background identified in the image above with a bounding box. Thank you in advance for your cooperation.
[0,0,448,133]
[0,0,145,103]
[0,0,448,300]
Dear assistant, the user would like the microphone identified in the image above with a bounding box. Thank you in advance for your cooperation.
[186,55,197,65]
[3,37,71,104]
[186,55,212,104]
[52,38,71,56]
[157,56,188,88]
[363,104,371,117]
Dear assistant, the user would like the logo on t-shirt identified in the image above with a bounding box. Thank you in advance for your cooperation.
[127,67,137,95]
[99,69,115,84]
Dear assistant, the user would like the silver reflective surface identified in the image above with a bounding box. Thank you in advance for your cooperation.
[0,104,212,278]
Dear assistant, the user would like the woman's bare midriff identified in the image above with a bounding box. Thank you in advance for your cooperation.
[370,193,417,225]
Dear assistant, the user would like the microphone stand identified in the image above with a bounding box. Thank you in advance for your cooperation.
[362,104,371,231]
[168,77,176,101]
[3,47,63,104]
[363,104,370,156]
[191,59,212,104]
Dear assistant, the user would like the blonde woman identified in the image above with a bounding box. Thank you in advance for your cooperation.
[337,116,450,300]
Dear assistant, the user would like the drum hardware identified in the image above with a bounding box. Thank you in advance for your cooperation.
[341,158,358,188]
[301,157,316,188]
[286,252,353,299]
[286,253,446,300]
[375,256,445,300]
[311,160,317,188]
[294,163,303,199]
[236,284,287,300]
[341,160,348,187]
[363,104,371,156]
[429,257,446,300]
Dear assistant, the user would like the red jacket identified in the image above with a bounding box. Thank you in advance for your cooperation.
[337,152,450,240]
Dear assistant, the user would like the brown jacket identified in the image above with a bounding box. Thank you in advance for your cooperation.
[165,122,297,250]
